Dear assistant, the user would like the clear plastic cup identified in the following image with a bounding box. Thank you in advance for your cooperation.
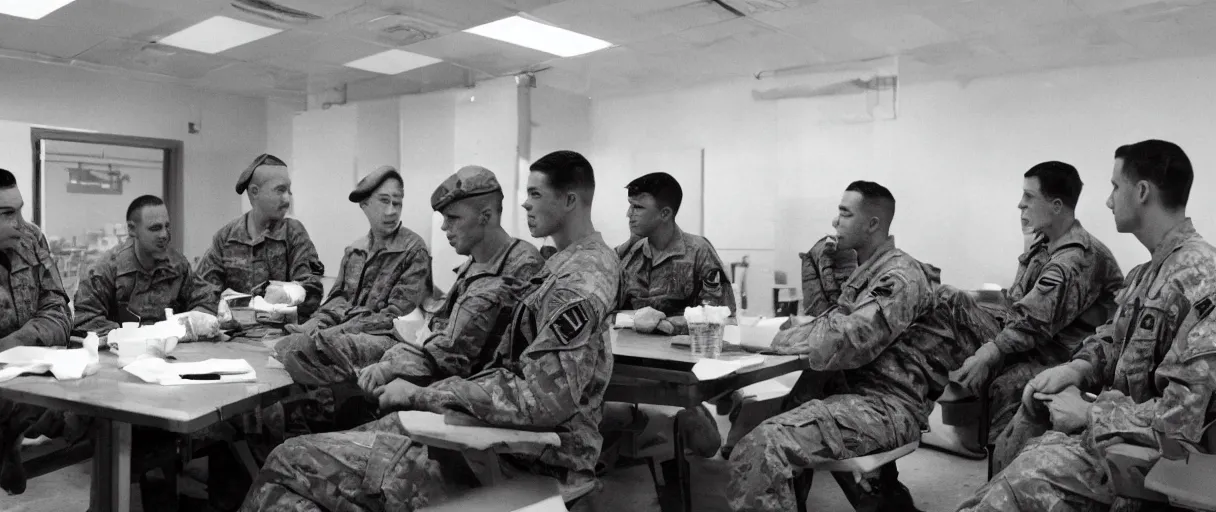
[689,322,725,359]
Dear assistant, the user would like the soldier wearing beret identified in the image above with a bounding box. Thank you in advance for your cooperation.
[195,154,326,319]
[274,165,435,386]
[241,150,619,512]
[355,165,544,390]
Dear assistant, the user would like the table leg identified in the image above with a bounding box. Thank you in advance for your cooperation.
[671,414,693,512]
[89,419,132,512]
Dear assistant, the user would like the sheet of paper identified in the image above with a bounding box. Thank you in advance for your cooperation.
[691,354,767,381]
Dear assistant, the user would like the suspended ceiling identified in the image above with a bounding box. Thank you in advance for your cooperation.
[0,0,1211,101]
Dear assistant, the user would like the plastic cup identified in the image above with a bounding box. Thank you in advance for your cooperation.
[689,322,725,359]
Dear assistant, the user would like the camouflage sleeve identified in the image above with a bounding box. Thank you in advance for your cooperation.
[179,263,219,315]
[991,260,1090,355]
[693,244,736,313]
[1072,266,1140,386]
[335,247,432,334]
[800,236,857,316]
[1089,264,1216,458]
[287,222,326,319]
[399,280,517,380]
[771,269,924,371]
[311,249,354,329]
[404,291,608,429]
[2,232,70,348]
[71,258,120,335]
[195,230,228,292]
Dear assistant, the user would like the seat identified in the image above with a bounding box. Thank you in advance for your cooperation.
[396,411,597,511]
[791,442,921,512]
[1105,425,1216,511]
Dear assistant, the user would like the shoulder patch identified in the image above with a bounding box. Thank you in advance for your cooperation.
[1035,273,1062,292]
[1196,296,1216,322]
[869,283,894,298]
[702,268,725,289]
[1139,313,1156,331]
[550,302,590,345]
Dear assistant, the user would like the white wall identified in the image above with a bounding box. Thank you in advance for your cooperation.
[529,84,593,247]
[589,54,1216,302]
[0,59,268,260]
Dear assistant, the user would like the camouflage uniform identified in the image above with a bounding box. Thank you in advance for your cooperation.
[799,235,858,316]
[372,238,543,384]
[239,233,619,511]
[729,237,976,512]
[275,225,434,386]
[195,213,325,319]
[72,238,218,335]
[952,221,1124,443]
[962,219,1216,511]
[0,221,71,494]
[617,228,735,334]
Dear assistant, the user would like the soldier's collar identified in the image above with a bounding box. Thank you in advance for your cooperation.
[1046,220,1090,254]
[641,227,687,267]
[546,232,606,271]
[229,212,288,245]
[454,238,520,279]
[114,240,177,276]
[1150,218,1198,268]
[354,224,414,255]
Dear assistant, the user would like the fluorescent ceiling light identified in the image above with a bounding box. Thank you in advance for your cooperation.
[0,0,78,19]
[159,16,282,54]
[345,49,441,75]
[465,16,611,58]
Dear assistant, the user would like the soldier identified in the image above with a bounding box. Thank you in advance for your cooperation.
[355,165,543,390]
[617,172,735,334]
[606,172,736,462]
[273,166,433,386]
[196,154,325,320]
[730,181,965,512]
[960,140,1216,511]
[73,195,219,337]
[945,162,1123,451]
[0,169,72,494]
[239,150,619,511]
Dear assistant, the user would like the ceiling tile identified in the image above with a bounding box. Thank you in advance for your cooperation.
[74,39,233,80]
[1070,0,1201,17]
[347,61,481,100]
[369,0,518,31]
[40,0,216,40]
[847,14,957,53]
[223,30,328,61]
[921,0,1089,38]
[404,31,554,75]
[531,0,735,45]
[276,35,394,66]
[0,20,108,58]
[194,61,308,93]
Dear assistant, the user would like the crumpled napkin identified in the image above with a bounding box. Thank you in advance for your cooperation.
[614,311,636,329]
[123,358,257,385]
[0,334,101,382]
[690,355,766,381]
[393,309,428,345]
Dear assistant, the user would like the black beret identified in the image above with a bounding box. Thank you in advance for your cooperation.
[349,165,403,203]
[236,153,287,194]
[430,165,501,211]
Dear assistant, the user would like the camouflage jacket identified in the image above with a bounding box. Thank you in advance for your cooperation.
[1072,219,1216,458]
[993,221,1123,361]
[380,238,543,381]
[406,233,618,483]
[617,228,735,332]
[195,213,325,318]
[773,237,962,424]
[313,225,433,336]
[73,239,217,335]
[0,221,70,349]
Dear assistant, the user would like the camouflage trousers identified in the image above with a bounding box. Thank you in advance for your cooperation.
[727,393,921,512]
[239,413,480,512]
[276,330,396,386]
[958,430,1124,512]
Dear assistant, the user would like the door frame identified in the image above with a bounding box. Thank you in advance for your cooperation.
[30,129,185,252]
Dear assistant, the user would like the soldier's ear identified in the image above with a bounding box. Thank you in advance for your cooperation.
[126,220,136,237]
